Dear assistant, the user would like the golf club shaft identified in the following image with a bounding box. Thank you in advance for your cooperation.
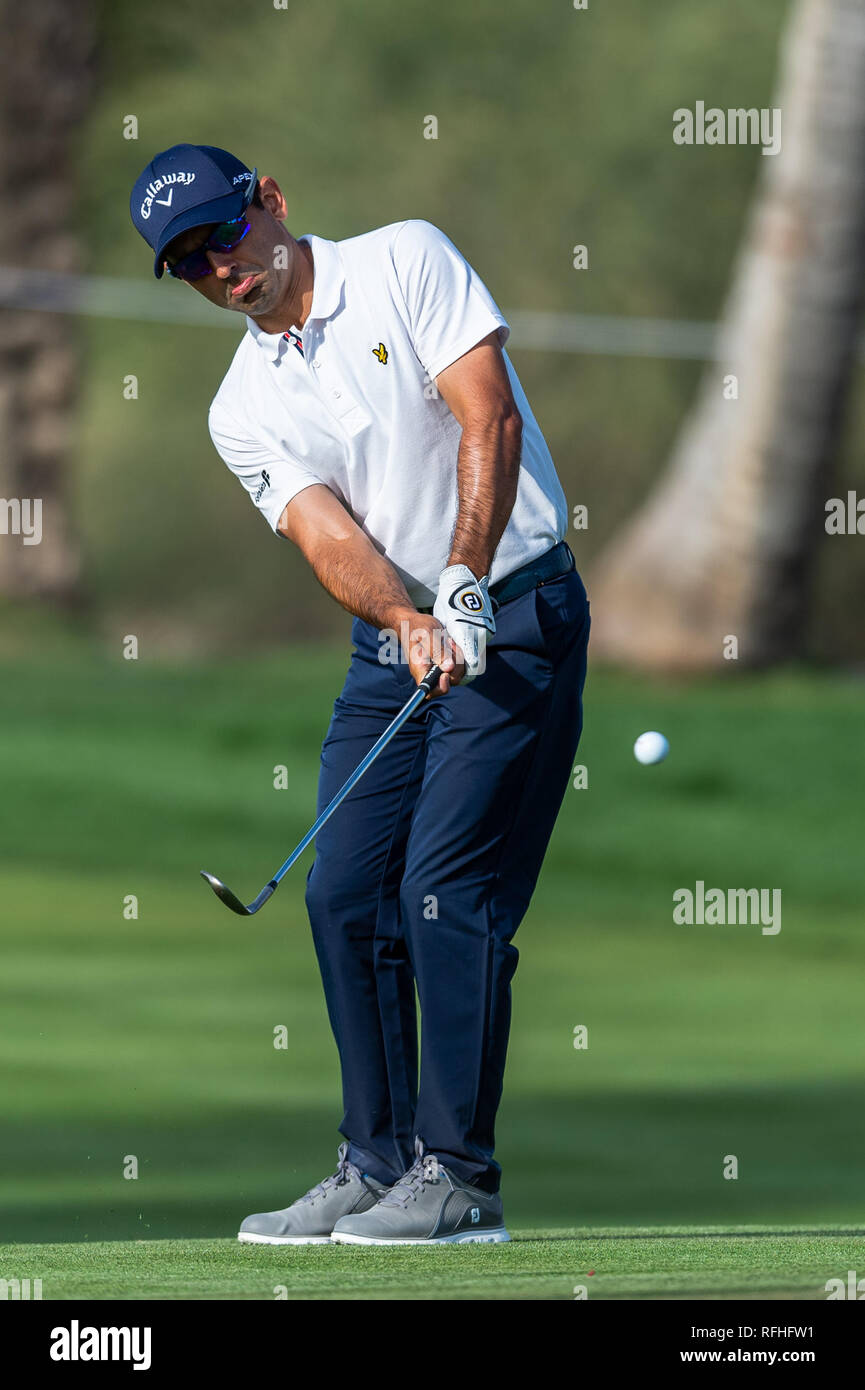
[202,664,443,913]
[268,663,442,889]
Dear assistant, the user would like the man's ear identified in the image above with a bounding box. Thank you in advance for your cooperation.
[258,175,288,221]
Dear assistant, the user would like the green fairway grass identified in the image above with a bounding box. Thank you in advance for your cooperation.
[3,1229,863,1301]
[1,648,864,1274]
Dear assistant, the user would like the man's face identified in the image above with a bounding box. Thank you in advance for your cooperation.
[163,177,294,318]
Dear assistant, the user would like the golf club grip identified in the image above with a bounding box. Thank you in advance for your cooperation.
[419,664,443,695]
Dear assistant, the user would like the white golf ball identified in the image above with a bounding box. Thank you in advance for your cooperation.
[633,730,669,765]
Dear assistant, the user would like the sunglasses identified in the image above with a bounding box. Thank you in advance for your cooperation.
[166,216,251,281]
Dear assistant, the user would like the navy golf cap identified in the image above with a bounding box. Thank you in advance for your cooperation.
[130,144,258,278]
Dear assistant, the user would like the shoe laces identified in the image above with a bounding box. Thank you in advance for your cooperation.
[380,1138,443,1208]
[297,1142,362,1204]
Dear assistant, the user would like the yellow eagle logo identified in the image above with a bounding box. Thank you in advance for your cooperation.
[372,342,388,365]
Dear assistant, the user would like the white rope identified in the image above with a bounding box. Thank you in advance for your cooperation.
[0,266,723,359]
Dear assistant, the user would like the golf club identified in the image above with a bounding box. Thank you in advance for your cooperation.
[201,663,443,915]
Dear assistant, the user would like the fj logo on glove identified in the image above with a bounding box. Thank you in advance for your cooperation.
[453,587,484,615]
[434,564,496,682]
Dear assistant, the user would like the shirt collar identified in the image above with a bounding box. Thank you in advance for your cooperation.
[245,234,344,353]
[299,235,344,323]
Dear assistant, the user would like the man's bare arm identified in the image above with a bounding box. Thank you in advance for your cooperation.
[277,484,461,692]
[277,484,414,630]
[434,330,523,578]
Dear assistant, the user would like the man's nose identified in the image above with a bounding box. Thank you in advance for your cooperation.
[208,249,237,277]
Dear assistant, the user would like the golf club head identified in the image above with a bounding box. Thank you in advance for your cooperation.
[200,871,252,916]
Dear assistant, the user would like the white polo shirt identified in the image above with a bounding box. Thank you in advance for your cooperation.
[208,219,568,608]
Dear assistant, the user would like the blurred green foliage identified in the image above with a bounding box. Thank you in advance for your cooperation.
[65,0,864,657]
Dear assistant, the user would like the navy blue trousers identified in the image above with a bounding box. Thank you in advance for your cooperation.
[305,567,590,1192]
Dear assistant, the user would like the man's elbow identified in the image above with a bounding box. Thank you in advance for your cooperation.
[503,404,523,449]
[465,401,522,448]
[496,403,523,472]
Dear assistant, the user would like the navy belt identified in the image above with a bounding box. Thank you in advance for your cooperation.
[419,540,575,614]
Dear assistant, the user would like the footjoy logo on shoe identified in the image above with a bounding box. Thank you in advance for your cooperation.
[470,1207,480,1224]
[50,1321,152,1371]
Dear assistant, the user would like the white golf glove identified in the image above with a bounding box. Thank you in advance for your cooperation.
[432,564,496,683]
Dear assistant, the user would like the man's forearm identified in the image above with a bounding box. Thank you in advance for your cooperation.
[304,531,417,633]
[447,409,522,577]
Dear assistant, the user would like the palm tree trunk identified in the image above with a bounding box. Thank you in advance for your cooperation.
[589,0,865,670]
[0,1,94,601]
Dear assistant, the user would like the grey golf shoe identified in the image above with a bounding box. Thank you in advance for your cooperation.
[330,1138,510,1245]
[238,1143,390,1245]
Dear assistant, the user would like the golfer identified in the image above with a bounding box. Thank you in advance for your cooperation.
[131,144,590,1245]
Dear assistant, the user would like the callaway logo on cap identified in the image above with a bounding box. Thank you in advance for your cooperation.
[129,144,258,278]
